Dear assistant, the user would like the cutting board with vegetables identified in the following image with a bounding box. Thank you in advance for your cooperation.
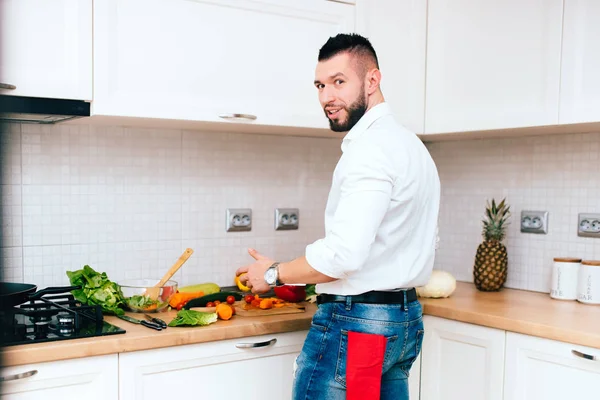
[190,300,306,317]
[234,301,306,316]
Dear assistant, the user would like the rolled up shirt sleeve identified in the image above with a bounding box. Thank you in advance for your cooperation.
[306,143,393,279]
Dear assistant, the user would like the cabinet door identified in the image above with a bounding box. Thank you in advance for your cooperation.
[505,332,600,400]
[559,0,600,124]
[424,0,563,134]
[119,331,308,400]
[355,0,427,134]
[0,0,92,100]
[420,316,505,400]
[0,355,118,400]
[93,0,354,130]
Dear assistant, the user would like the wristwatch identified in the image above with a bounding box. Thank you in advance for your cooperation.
[264,262,282,288]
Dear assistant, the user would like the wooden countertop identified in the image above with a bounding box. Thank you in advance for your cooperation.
[3,282,599,367]
[419,281,600,349]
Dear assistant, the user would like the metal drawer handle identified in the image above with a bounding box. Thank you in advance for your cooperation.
[218,113,257,121]
[0,370,38,382]
[572,350,596,361]
[235,338,277,349]
[0,83,17,90]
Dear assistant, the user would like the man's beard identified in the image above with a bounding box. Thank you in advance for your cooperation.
[326,89,368,132]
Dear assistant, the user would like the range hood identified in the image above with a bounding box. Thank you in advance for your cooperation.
[0,95,91,124]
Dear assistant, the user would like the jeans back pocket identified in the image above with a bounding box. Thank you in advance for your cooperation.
[334,329,399,387]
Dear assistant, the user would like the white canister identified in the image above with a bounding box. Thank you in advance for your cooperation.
[577,260,600,305]
[550,257,581,300]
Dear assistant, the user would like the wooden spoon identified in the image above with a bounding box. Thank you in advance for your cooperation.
[146,248,194,300]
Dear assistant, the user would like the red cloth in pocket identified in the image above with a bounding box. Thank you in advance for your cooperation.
[346,331,387,400]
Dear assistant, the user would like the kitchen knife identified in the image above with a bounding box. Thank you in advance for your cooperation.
[144,314,168,328]
[117,314,163,331]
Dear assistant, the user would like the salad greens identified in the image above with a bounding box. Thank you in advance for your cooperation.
[125,294,162,312]
[66,265,125,315]
[168,309,218,327]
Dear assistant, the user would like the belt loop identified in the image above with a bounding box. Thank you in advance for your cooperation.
[345,296,352,311]
[403,290,408,311]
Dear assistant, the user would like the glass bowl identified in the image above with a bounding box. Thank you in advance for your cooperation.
[119,279,178,313]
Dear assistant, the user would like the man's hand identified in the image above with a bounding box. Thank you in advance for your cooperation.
[235,248,275,294]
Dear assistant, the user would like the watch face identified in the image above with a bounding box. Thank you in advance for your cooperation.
[265,268,276,285]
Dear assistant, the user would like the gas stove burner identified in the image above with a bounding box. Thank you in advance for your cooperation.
[31,315,52,324]
[34,321,49,339]
[57,313,75,325]
[0,285,126,346]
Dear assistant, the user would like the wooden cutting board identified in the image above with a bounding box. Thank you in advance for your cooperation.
[190,301,306,317]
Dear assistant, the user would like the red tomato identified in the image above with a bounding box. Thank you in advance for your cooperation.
[244,294,254,304]
[206,301,215,307]
[226,295,235,305]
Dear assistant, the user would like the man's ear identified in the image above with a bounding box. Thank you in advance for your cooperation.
[366,68,381,95]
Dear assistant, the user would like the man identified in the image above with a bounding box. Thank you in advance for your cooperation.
[236,33,440,400]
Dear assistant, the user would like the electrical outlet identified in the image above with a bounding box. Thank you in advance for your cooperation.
[226,208,252,232]
[275,208,299,230]
[578,213,600,238]
[520,210,549,234]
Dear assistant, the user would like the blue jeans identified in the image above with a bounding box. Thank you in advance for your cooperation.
[292,296,424,400]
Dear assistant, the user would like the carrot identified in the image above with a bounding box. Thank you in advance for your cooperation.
[169,291,204,309]
[216,303,233,320]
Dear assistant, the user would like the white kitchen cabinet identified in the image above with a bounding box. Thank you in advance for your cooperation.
[0,354,118,400]
[0,0,92,101]
[504,332,600,400]
[424,0,563,134]
[93,0,354,130]
[119,330,308,400]
[355,0,427,134]
[559,0,600,124]
[420,315,505,400]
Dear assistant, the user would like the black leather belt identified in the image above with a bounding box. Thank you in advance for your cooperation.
[317,288,418,306]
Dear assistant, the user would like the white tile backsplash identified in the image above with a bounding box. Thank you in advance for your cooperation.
[426,132,600,293]
[3,121,600,293]
[1,123,340,287]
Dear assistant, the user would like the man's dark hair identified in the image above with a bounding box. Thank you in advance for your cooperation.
[318,33,379,75]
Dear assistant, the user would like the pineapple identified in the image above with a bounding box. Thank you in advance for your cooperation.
[473,198,511,291]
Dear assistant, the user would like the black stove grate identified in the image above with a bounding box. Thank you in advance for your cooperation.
[0,291,126,346]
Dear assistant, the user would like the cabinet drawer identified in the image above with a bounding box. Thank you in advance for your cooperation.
[119,330,309,400]
[505,332,600,400]
[0,354,118,399]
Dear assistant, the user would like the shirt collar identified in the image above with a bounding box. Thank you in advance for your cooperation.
[341,102,392,152]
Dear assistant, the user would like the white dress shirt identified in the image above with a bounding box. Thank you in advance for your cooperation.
[305,102,440,295]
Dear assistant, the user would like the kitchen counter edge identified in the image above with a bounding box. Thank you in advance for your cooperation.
[3,282,599,367]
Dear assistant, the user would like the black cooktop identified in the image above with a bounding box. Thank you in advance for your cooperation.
[0,291,125,346]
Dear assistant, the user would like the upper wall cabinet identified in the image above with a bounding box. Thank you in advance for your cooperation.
[424,0,564,134]
[93,0,354,131]
[355,0,427,134]
[559,0,600,124]
[0,0,92,101]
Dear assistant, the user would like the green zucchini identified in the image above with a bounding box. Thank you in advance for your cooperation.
[183,291,243,309]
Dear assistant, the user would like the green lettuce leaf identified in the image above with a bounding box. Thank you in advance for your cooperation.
[168,310,218,327]
[66,265,125,315]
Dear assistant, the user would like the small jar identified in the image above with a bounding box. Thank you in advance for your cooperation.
[577,260,600,305]
[550,257,581,300]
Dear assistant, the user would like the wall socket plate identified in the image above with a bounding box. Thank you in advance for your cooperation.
[275,208,299,230]
[226,208,252,232]
[578,213,600,238]
[520,210,549,234]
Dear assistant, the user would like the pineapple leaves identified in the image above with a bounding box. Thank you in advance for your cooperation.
[482,197,511,242]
